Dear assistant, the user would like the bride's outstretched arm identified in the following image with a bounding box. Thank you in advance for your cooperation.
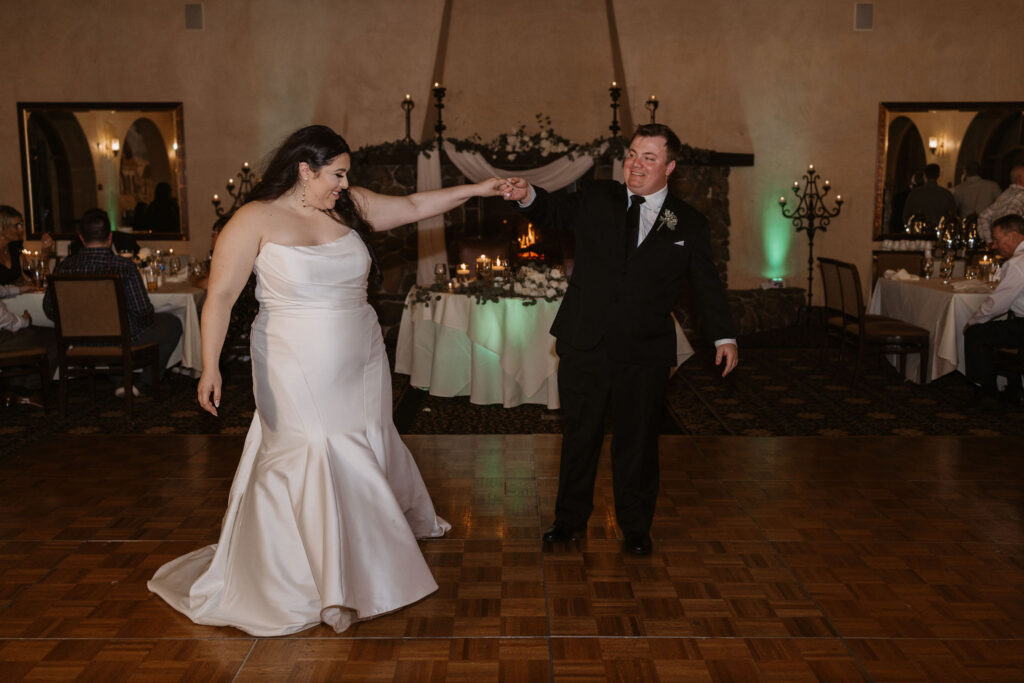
[197,205,263,416]
[349,178,508,232]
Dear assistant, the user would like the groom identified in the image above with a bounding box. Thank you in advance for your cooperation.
[502,124,738,556]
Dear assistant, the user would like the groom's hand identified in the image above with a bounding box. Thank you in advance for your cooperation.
[715,343,739,377]
[502,177,531,203]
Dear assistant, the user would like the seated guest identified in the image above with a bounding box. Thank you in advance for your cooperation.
[0,205,27,285]
[43,209,181,395]
[0,283,55,407]
[978,165,1024,243]
[955,161,1001,218]
[964,213,1024,401]
[902,163,956,228]
[67,228,140,257]
[144,182,181,232]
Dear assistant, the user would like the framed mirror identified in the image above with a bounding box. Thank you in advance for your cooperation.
[17,102,187,241]
[873,101,1024,238]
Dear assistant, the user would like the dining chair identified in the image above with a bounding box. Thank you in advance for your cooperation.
[47,274,161,418]
[817,257,930,383]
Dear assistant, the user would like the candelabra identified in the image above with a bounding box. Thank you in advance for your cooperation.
[432,82,446,143]
[645,95,659,124]
[778,164,843,313]
[401,94,415,144]
[212,162,257,217]
[608,81,621,136]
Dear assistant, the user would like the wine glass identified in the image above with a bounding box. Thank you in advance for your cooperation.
[922,257,934,279]
[433,263,448,284]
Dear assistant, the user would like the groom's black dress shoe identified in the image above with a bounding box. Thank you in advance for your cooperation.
[623,531,652,556]
[542,522,576,544]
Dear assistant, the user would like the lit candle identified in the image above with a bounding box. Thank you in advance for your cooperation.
[611,80,617,87]
[778,196,787,205]
[434,82,440,88]
[793,181,799,188]
[169,248,174,256]
[650,94,656,100]
[492,257,505,271]
[213,193,220,202]
[456,263,469,275]
[228,178,234,186]
[405,94,411,100]
[243,162,249,170]
[824,179,830,188]
[836,194,843,203]
[808,164,814,171]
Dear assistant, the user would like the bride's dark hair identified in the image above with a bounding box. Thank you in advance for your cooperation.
[246,125,381,287]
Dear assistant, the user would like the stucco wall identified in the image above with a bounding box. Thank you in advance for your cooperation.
[2,0,1023,299]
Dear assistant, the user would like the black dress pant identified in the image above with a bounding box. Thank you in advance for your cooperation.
[133,312,183,386]
[964,317,1024,390]
[554,339,670,535]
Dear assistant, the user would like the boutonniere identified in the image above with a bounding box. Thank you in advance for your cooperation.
[656,209,678,232]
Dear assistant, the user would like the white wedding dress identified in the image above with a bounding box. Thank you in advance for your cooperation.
[148,232,449,636]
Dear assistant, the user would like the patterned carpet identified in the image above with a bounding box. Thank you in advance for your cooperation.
[2,335,1021,458]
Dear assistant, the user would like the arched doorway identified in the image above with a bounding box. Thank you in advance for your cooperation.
[885,116,926,232]
[25,111,95,234]
[120,118,174,230]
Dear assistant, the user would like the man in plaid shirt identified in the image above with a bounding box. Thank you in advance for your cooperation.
[43,209,181,393]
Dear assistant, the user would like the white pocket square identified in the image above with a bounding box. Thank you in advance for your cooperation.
[673,239,686,246]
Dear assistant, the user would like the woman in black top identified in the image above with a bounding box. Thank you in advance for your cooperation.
[0,206,26,285]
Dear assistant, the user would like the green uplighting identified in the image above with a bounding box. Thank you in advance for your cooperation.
[761,196,792,278]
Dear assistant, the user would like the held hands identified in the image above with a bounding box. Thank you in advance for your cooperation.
[197,368,222,416]
[715,343,739,378]
[475,177,512,198]
[502,177,531,203]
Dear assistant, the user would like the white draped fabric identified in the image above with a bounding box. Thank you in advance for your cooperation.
[441,141,596,191]
[416,148,447,285]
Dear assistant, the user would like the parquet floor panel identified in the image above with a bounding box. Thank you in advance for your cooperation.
[0,433,1021,681]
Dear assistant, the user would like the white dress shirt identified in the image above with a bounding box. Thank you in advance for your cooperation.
[967,240,1024,326]
[977,185,1024,242]
[627,185,669,246]
[0,284,29,333]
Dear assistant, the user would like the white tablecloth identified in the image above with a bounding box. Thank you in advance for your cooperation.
[394,288,694,408]
[5,283,206,373]
[868,277,990,383]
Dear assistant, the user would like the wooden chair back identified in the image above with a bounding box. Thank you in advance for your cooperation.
[49,275,130,346]
[47,273,158,417]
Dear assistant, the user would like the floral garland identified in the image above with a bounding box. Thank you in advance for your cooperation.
[408,262,569,307]
[352,114,713,167]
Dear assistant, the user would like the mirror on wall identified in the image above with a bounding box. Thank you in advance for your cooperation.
[873,101,1024,238]
[17,102,187,240]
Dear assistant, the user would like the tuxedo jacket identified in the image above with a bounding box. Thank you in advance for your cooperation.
[524,180,734,366]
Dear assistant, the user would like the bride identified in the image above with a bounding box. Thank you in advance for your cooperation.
[148,125,506,636]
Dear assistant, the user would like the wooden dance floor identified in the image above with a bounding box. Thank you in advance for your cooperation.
[1,434,1022,681]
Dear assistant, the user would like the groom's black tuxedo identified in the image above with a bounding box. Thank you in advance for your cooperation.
[530,180,734,359]
[523,179,735,536]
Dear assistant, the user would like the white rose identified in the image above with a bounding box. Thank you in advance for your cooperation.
[138,247,152,260]
[545,288,556,297]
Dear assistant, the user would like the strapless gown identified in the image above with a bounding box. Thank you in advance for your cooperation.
[148,233,450,636]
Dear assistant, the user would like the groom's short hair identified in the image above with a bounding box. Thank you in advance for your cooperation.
[632,124,682,163]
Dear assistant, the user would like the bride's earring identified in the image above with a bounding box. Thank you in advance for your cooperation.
[301,177,308,208]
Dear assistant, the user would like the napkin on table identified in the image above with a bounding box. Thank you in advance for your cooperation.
[883,268,919,281]
[950,280,991,293]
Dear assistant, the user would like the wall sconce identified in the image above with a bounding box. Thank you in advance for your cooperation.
[928,136,944,156]
[96,139,120,158]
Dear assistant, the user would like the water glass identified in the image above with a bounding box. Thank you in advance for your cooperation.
[433,263,448,284]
